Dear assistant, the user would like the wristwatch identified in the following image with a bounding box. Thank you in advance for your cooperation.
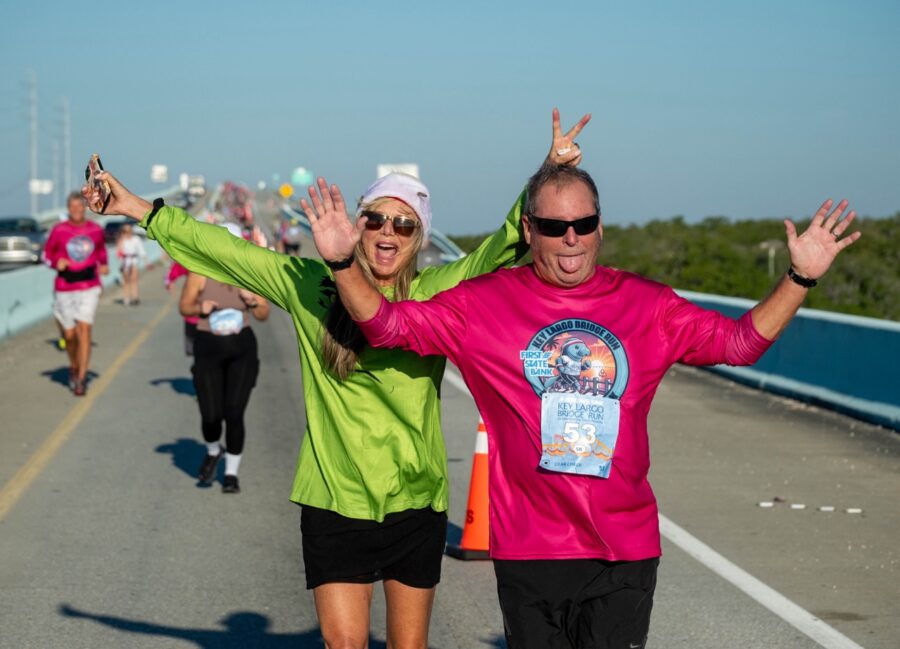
[145,197,165,227]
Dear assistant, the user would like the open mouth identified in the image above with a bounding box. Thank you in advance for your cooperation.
[373,241,400,263]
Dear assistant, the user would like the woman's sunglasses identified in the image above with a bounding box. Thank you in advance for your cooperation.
[359,210,421,237]
[528,213,600,237]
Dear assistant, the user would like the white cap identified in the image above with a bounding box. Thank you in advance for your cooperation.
[357,172,432,238]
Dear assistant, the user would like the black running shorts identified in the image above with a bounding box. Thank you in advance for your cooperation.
[300,505,448,590]
[493,556,659,649]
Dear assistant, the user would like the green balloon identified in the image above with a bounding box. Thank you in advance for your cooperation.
[291,167,314,186]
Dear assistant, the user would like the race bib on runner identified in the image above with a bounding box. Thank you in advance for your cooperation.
[208,308,244,336]
[539,391,621,478]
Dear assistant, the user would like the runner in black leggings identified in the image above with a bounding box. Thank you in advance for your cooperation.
[179,261,270,493]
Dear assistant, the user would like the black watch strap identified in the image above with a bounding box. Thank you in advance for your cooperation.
[324,256,354,271]
[145,197,165,227]
[787,266,817,288]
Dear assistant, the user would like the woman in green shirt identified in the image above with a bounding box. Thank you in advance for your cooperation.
[85,109,589,648]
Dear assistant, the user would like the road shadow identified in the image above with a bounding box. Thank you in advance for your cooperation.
[58,602,486,648]
[155,437,220,488]
[59,604,350,648]
[43,338,97,349]
[41,366,98,389]
[446,520,463,546]
[150,376,196,397]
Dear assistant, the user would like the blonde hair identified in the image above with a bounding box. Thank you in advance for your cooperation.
[321,197,424,379]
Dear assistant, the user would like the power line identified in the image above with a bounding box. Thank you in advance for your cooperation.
[28,69,37,216]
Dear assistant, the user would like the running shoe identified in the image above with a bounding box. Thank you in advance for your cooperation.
[73,378,86,397]
[222,475,240,494]
[197,452,223,484]
[68,369,77,391]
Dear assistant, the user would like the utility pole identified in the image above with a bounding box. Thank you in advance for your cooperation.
[52,139,60,208]
[29,70,38,216]
[62,97,71,194]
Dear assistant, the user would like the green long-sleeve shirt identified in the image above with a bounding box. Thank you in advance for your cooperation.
[142,196,527,520]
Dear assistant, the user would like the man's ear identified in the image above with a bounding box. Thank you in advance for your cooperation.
[522,215,532,246]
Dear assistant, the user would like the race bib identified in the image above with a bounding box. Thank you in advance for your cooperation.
[208,308,244,336]
[539,391,621,478]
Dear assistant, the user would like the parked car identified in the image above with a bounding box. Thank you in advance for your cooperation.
[0,216,44,264]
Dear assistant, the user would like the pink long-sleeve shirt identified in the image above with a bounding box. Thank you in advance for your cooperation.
[44,220,108,292]
[357,265,773,561]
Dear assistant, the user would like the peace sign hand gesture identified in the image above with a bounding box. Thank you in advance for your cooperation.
[546,107,591,167]
[301,177,363,263]
[785,199,861,282]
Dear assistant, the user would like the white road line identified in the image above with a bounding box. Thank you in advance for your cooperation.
[443,366,468,394]
[442,367,866,649]
[659,516,865,649]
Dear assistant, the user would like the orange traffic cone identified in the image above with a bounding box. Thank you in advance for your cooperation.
[446,417,490,560]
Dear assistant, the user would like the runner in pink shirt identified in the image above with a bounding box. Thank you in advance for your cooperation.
[306,162,861,649]
[44,192,109,395]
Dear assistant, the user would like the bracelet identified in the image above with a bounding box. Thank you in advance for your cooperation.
[787,266,817,288]
[324,256,354,271]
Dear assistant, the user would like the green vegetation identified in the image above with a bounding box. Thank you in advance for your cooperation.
[448,213,900,321]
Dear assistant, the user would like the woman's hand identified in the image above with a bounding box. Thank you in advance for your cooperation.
[785,199,861,281]
[545,108,591,167]
[301,177,365,263]
[82,171,152,221]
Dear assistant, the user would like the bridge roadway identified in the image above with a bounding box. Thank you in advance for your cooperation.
[0,255,897,648]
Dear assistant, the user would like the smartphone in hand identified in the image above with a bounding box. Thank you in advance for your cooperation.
[85,153,111,213]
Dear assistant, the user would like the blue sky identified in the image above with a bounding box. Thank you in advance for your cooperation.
[1,1,898,234]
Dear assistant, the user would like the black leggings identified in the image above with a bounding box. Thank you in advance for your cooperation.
[192,328,259,455]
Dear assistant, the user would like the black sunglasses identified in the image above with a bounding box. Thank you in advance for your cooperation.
[528,213,600,237]
[359,210,420,237]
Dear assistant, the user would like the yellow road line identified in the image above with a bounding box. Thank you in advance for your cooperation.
[0,298,174,521]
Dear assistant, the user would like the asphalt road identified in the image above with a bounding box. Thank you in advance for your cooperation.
[0,254,897,648]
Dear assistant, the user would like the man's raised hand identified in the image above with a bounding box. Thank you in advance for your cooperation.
[547,107,591,167]
[785,199,861,282]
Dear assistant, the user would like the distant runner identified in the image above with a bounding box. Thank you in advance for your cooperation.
[116,223,147,305]
[44,192,109,395]
[179,225,270,494]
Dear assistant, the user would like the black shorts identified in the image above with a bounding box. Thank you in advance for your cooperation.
[300,505,447,590]
[493,557,659,649]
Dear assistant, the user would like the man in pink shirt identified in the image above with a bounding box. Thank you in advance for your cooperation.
[44,192,109,395]
[306,164,860,649]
